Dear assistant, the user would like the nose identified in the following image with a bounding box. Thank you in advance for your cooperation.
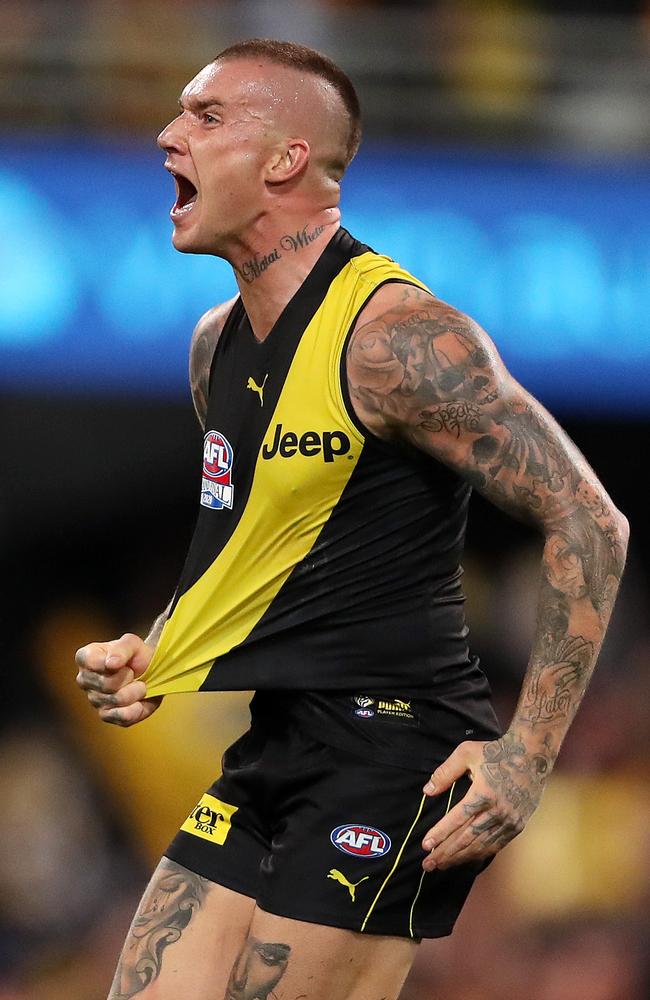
[157,114,188,154]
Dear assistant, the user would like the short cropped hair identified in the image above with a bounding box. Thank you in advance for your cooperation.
[214,38,362,171]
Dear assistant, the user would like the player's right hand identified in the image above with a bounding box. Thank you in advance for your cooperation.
[75,632,162,727]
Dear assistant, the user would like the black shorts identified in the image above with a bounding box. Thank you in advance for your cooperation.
[165,692,496,939]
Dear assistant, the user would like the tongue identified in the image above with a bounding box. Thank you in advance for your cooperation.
[175,176,198,211]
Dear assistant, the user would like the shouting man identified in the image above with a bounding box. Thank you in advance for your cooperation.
[76,39,628,1000]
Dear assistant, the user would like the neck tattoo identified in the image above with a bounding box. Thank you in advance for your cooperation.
[236,222,327,284]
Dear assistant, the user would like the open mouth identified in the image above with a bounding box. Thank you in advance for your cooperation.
[170,171,198,218]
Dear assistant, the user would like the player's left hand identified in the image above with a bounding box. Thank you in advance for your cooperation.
[420,733,548,871]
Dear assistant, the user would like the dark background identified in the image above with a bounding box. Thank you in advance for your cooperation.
[1,2,649,998]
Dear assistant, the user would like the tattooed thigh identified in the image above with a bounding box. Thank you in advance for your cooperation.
[224,936,291,1000]
[109,859,253,1000]
[230,910,418,1000]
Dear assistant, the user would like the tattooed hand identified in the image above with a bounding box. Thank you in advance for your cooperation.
[348,283,629,862]
[75,631,161,727]
[420,733,547,870]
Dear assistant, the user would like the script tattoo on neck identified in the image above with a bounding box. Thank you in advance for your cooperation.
[238,249,281,284]
[347,284,628,818]
[280,223,325,252]
[236,223,327,283]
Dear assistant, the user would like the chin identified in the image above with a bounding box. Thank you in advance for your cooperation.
[171,228,202,255]
[174,231,226,260]
[171,230,194,254]
[174,224,223,256]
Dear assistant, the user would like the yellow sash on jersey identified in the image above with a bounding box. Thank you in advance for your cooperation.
[143,252,428,697]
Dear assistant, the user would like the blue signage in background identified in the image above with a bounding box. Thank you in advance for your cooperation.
[2,137,649,412]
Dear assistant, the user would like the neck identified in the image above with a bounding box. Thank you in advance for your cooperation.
[229,207,341,341]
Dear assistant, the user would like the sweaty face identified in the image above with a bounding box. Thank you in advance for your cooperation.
[157,60,280,254]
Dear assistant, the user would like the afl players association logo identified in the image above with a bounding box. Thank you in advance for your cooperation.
[201,430,234,510]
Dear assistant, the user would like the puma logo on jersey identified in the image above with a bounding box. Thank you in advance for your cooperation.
[262,423,351,462]
[246,374,268,406]
[327,869,369,902]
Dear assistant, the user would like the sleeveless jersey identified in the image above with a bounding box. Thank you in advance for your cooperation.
[143,229,482,701]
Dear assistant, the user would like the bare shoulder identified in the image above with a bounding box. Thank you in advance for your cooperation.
[345,281,627,538]
[189,296,239,428]
[346,282,506,440]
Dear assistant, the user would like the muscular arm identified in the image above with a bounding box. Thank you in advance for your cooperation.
[347,283,629,864]
[76,299,238,728]
[143,298,236,643]
[189,297,238,427]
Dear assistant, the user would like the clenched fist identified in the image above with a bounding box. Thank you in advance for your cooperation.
[75,632,161,727]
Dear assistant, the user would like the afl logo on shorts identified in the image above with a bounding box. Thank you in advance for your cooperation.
[201,430,234,510]
[352,695,374,719]
[330,824,391,859]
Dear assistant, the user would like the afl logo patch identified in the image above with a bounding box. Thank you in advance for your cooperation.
[201,430,234,510]
[330,824,391,859]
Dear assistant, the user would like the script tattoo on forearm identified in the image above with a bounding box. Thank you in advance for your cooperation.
[236,223,327,283]
[224,937,291,1000]
[109,859,209,999]
[348,286,628,836]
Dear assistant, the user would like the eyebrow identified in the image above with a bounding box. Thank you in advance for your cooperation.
[178,96,225,112]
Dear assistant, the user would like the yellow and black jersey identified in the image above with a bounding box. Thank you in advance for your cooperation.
[144,229,482,700]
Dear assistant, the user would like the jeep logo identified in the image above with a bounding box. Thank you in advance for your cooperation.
[262,423,351,462]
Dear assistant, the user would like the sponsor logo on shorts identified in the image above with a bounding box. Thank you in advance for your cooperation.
[351,695,417,724]
[327,869,369,902]
[180,793,238,845]
[330,824,391,859]
[262,423,351,462]
[201,430,234,510]
[353,695,375,718]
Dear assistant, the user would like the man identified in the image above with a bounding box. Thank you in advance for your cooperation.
[75,39,628,1000]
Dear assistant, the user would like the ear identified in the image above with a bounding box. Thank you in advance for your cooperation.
[265,139,310,185]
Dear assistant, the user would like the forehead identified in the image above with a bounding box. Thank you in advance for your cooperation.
[180,59,291,109]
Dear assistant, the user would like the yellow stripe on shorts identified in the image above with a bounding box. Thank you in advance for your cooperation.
[408,781,457,938]
[360,793,428,933]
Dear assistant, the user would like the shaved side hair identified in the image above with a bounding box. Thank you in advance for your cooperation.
[214,38,362,171]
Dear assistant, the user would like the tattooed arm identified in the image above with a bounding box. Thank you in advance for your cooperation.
[75,300,236,726]
[347,283,629,870]
[189,296,238,427]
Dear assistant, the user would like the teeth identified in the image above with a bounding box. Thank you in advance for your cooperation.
[168,169,198,218]
[174,197,196,216]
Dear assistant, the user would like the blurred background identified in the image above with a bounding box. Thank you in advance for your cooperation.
[1,1,649,997]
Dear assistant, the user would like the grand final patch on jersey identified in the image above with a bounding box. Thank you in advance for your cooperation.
[201,430,235,510]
